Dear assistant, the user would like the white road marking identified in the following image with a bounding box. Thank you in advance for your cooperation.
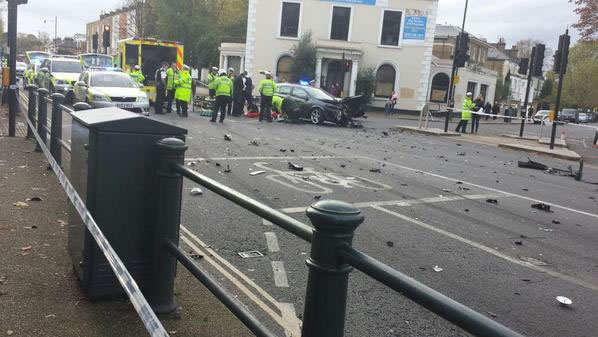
[363,156,598,220]
[280,302,301,337]
[184,155,354,162]
[180,226,302,335]
[265,232,280,252]
[371,205,598,292]
[271,261,290,287]
[280,193,507,214]
[180,233,301,335]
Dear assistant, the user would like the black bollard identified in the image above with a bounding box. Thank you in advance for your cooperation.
[26,85,38,138]
[50,93,65,166]
[149,137,188,314]
[302,200,364,337]
[73,102,92,111]
[35,88,49,152]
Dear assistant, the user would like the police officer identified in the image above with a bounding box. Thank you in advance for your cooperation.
[207,66,217,98]
[166,62,178,113]
[455,92,474,133]
[175,65,192,117]
[258,71,276,122]
[210,69,233,123]
[129,65,145,86]
[233,71,245,116]
[154,62,168,114]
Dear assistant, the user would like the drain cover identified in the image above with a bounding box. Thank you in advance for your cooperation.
[238,250,264,258]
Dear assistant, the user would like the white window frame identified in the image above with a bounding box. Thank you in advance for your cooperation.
[277,0,303,41]
[377,8,405,49]
[328,5,354,42]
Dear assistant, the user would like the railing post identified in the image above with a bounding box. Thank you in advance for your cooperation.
[26,85,38,138]
[35,88,49,152]
[150,137,188,314]
[302,200,364,337]
[50,93,65,166]
[73,102,92,111]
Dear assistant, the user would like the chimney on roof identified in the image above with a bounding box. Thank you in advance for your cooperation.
[496,37,506,51]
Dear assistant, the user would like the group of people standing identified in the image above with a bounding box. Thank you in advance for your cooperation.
[152,62,193,117]
[455,92,496,134]
[207,67,276,123]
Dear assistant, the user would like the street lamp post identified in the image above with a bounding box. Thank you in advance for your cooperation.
[43,16,58,53]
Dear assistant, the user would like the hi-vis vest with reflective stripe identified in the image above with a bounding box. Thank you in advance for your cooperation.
[175,70,192,102]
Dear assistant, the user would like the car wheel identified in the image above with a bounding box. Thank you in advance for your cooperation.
[310,108,324,125]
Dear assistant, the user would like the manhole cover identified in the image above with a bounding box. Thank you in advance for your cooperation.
[238,250,264,258]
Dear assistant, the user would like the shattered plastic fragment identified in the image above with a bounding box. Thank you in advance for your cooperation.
[190,188,203,196]
[288,162,304,171]
[531,203,552,212]
[26,197,43,202]
[369,168,381,173]
[433,266,443,272]
[556,296,572,306]
[224,134,232,141]
[250,171,266,176]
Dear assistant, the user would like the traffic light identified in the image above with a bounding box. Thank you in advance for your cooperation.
[102,25,111,48]
[518,58,529,75]
[533,44,545,77]
[553,34,570,75]
[92,33,98,51]
[455,32,470,68]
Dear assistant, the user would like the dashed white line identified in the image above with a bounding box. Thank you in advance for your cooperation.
[371,205,598,292]
[184,155,354,162]
[271,261,290,288]
[265,232,280,252]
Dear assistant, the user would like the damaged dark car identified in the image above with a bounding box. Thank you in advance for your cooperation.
[275,84,364,126]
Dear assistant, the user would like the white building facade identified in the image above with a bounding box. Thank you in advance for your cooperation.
[227,0,440,111]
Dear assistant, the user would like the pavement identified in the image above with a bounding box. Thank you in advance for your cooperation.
[5,97,598,337]
[0,106,253,337]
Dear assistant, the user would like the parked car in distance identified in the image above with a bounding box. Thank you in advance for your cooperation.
[577,112,589,123]
[275,83,362,126]
[560,108,578,123]
[73,69,149,115]
[533,110,551,124]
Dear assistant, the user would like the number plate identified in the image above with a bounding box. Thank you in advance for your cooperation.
[116,103,134,109]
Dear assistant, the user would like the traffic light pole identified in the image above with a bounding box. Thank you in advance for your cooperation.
[549,31,569,150]
[7,0,19,137]
[519,47,535,138]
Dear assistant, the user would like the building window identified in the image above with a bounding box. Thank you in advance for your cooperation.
[330,6,351,41]
[280,2,301,38]
[276,55,293,83]
[375,64,396,98]
[467,81,477,96]
[480,84,489,101]
[430,73,449,102]
[380,10,402,46]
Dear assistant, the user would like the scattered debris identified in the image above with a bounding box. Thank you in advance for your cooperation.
[280,148,287,152]
[23,225,38,230]
[249,139,260,146]
[20,246,32,252]
[238,250,264,258]
[552,220,561,225]
[13,201,29,208]
[290,149,295,153]
[215,162,221,167]
[514,241,523,246]
[486,199,498,204]
[458,186,470,191]
[186,161,197,166]
[340,164,346,168]
[538,227,554,232]
[189,252,203,260]
[45,314,56,319]
[519,256,548,266]
[369,168,381,173]
[456,181,463,185]
[518,158,582,179]
[522,188,529,191]
[6,330,14,336]
[464,209,470,212]
[386,241,394,247]
[456,143,462,146]
[26,197,43,202]
[442,188,451,192]
[382,131,389,137]
[531,203,552,212]
[223,165,231,173]
[224,134,232,141]
[250,171,265,176]
[288,162,304,171]
[190,188,203,196]
[314,195,321,200]
[556,296,572,306]
[486,312,497,318]
[57,220,67,227]
[456,152,466,156]
[433,265,444,273]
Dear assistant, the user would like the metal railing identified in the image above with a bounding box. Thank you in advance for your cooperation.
[19,85,526,337]
[153,137,526,337]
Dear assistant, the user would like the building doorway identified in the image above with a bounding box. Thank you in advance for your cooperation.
[326,60,343,96]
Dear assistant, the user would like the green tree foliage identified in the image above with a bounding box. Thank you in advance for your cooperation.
[289,31,316,82]
[495,71,511,102]
[560,41,598,108]
[569,0,598,41]
[355,66,376,106]
[539,71,555,100]
[16,34,46,54]
[150,0,247,68]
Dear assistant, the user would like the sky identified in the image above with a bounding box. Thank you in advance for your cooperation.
[4,0,581,49]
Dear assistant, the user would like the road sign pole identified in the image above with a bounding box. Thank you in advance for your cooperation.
[444,0,468,133]
[519,47,535,138]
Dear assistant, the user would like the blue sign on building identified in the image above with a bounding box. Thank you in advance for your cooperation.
[320,0,378,5]
[403,16,427,40]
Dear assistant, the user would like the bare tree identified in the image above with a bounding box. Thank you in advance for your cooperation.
[121,0,156,38]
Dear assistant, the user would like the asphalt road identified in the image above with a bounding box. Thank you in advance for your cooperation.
[21,93,598,336]
[144,110,598,337]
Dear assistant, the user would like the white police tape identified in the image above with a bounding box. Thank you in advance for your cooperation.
[20,105,169,337]
[447,107,524,120]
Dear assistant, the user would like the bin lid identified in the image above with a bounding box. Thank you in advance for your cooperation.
[71,108,188,135]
